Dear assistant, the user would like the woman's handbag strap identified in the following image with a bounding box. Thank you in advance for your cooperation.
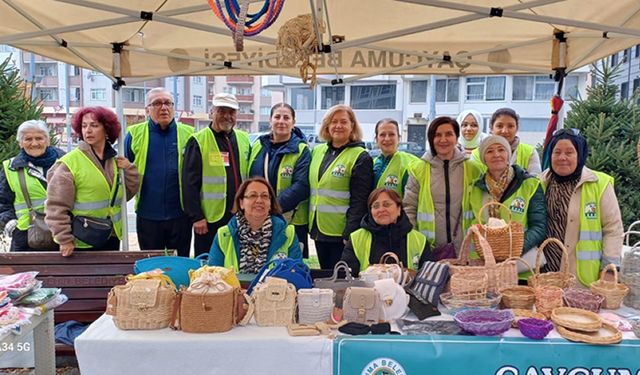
[16,168,34,213]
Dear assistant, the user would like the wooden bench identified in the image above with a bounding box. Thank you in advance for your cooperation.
[0,250,169,356]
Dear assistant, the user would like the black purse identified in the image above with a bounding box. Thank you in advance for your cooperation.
[71,176,119,248]
[17,169,57,250]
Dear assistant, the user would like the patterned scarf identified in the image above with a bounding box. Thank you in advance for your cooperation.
[485,166,515,217]
[541,177,579,272]
[236,212,273,274]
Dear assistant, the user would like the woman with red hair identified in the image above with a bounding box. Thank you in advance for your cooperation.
[45,107,139,256]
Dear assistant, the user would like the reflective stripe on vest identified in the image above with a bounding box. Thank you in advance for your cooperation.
[58,149,122,248]
[249,140,309,225]
[127,121,194,210]
[408,158,482,247]
[376,151,420,198]
[574,171,612,286]
[2,160,48,231]
[308,144,365,236]
[217,223,295,272]
[192,128,250,223]
[350,228,426,271]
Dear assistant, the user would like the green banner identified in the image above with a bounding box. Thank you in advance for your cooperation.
[334,335,640,375]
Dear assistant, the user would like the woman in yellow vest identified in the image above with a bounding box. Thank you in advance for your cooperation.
[472,108,541,175]
[46,107,139,256]
[309,104,373,269]
[470,135,547,261]
[249,103,311,257]
[373,118,420,198]
[540,129,623,286]
[209,177,301,273]
[342,188,430,274]
[0,120,64,251]
[404,116,483,257]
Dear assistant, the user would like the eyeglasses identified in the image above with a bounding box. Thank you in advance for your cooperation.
[148,100,174,108]
[371,201,396,210]
[553,128,580,136]
[244,192,270,201]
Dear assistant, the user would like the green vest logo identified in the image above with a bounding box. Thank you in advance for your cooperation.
[509,197,526,214]
[362,358,406,375]
[384,174,399,188]
[584,202,598,219]
[331,164,347,178]
[280,165,294,179]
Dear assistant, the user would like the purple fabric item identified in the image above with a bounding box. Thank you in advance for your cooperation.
[518,318,553,340]
[454,309,514,336]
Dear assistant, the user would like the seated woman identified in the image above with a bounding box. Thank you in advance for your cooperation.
[209,177,302,273]
[540,129,623,286]
[342,187,431,275]
[470,136,547,262]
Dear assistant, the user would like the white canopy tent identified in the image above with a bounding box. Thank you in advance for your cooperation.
[2,0,639,249]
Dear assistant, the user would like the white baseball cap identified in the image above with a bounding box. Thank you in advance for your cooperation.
[211,93,239,110]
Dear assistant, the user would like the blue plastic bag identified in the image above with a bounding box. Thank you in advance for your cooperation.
[247,258,312,295]
[133,256,202,289]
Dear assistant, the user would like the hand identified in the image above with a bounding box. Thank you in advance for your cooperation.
[60,242,75,257]
[3,219,17,237]
[193,219,209,235]
[116,156,132,169]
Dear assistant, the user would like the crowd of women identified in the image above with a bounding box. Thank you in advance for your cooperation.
[0,102,623,288]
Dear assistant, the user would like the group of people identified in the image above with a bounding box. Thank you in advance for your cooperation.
[0,89,623,287]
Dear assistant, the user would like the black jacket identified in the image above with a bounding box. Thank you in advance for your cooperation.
[341,210,432,275]
[182,125,243,224]
[310,141,373,242]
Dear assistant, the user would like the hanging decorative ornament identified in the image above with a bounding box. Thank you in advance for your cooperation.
[208,0,286,52]
[276,14,324,87]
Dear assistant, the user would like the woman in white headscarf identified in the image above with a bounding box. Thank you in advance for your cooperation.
[456,109,487,155]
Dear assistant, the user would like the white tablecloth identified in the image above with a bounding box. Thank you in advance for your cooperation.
[75,314,333,375]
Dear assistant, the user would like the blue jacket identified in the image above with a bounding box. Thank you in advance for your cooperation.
[209,214,302,266]
[249,127,310,213]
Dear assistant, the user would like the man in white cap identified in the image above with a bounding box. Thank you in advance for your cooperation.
[182,93,251,255]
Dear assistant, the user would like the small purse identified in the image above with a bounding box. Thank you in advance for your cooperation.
[373,278,409,321]
[251,277,297,327]
[342,286,382,324]
[313,260,372,308]
[409,261,450,306]
[297,288,334,324]
[17,169,56,250]
[431,209,462,261]
[360,252,411,286]
[71,177,119,248]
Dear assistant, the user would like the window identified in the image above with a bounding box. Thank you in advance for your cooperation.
[621,82,629,99]
[238,104,253,114]
[350,84,396,109]
[634,79,640,104]
[321,86,345,109]
[123,88,145,103]
[564,75,580,99]
[192,76,203,85]
[410,80,428,103]
[37,88,57,101]
[466,76,505,101]
[192,95,202,107]
[261,89,272,97]
[290,87,314,110]
[90,88,106,101]
[512,75,554,101]
[623,49,630,63]
[611,53,619,67]
[236,87,252,95]
[69,87,81,101]
[260,106,271,116]
[636,45,640,58]
[37,63,55,77]
[435,78,459,102]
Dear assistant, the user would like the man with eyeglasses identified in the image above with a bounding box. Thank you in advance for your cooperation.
[125,87,194,256]
[182,93,251,256]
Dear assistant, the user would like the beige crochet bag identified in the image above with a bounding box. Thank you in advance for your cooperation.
[107,276,176,330]
[250,277,297,327]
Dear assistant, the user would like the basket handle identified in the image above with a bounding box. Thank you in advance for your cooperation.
[599,263,619,285]
[379,252,402,266]
[623,229,640,247]
[506,256,534,275]
[477,201,513,225]
[536,238,569,275]
[469,225,497,267]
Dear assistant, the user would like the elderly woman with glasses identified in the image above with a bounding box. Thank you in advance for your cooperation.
[342,187,431,275]
[0,120,65,251]
[540,129,623,287]
[208,177,301,273]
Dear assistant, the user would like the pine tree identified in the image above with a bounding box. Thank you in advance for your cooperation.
[563,60,640,227]
[0,55,43,162]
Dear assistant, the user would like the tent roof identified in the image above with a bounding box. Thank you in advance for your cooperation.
[1,0,639,84]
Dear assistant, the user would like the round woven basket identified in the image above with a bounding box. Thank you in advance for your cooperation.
[550,306,602,332]
[450,271,488,300]
[534,285,563,318]
[590,264,629,309]
[440,291,502,313]
[473,201,524,262]
[454,308,514,336]
[527,238,576,289]
[511,309,546,328]
[562,287,604,312]
[518,318,554,340]
[500,285,536,310]
[556,322,622,345]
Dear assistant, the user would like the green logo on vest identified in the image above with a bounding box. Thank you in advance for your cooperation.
[584,202,598,219]
[509,197,526,214]
[412,255,420,269]
[384,174,399,188]
[331,164,347,178]
[280,165,294,179]
[362,358,406,375]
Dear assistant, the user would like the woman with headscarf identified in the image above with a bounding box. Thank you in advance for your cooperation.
[456,109,487,155]
[0,120,64,251]
[540,129,623,286]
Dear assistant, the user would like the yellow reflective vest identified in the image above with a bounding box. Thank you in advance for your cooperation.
[350,228,426,271]
[2,160,47,231]
[375,151,420,198]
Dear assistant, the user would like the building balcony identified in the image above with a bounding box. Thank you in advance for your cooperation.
[226,75,254,84]
[236,94,254,103]
[237,113,254,121]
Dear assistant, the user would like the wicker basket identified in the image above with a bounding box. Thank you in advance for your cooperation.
[556,323,622,345]
[562,288,604,312]
[454,309,514,336]
[445,226,518,294]
[473,202,524,262]
[178,287,238,333]
[511,309,546,328]
[440,292,502,312]
[108,278,177,330]
[500,286,536,310]
[534,285,563,318]
[450,271,488,300]
[527,238,576,289]
[518,318,554,340]
[590,264,629,309]
[550,306,602,332]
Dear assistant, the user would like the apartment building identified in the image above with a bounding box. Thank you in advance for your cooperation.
[610,46,640,102]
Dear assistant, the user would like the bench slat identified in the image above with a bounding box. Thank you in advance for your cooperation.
[61,287,112,299]
[2,264,135,276]
[56,299,106,312]
[39,275,127,288]
[0,250,171,265]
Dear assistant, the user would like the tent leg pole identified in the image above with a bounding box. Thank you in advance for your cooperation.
[112,45,129,251]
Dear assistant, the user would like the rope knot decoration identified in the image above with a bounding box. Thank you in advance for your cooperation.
[276,14,325,87]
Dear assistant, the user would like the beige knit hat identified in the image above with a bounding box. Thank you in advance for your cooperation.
[478,135,511,164]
